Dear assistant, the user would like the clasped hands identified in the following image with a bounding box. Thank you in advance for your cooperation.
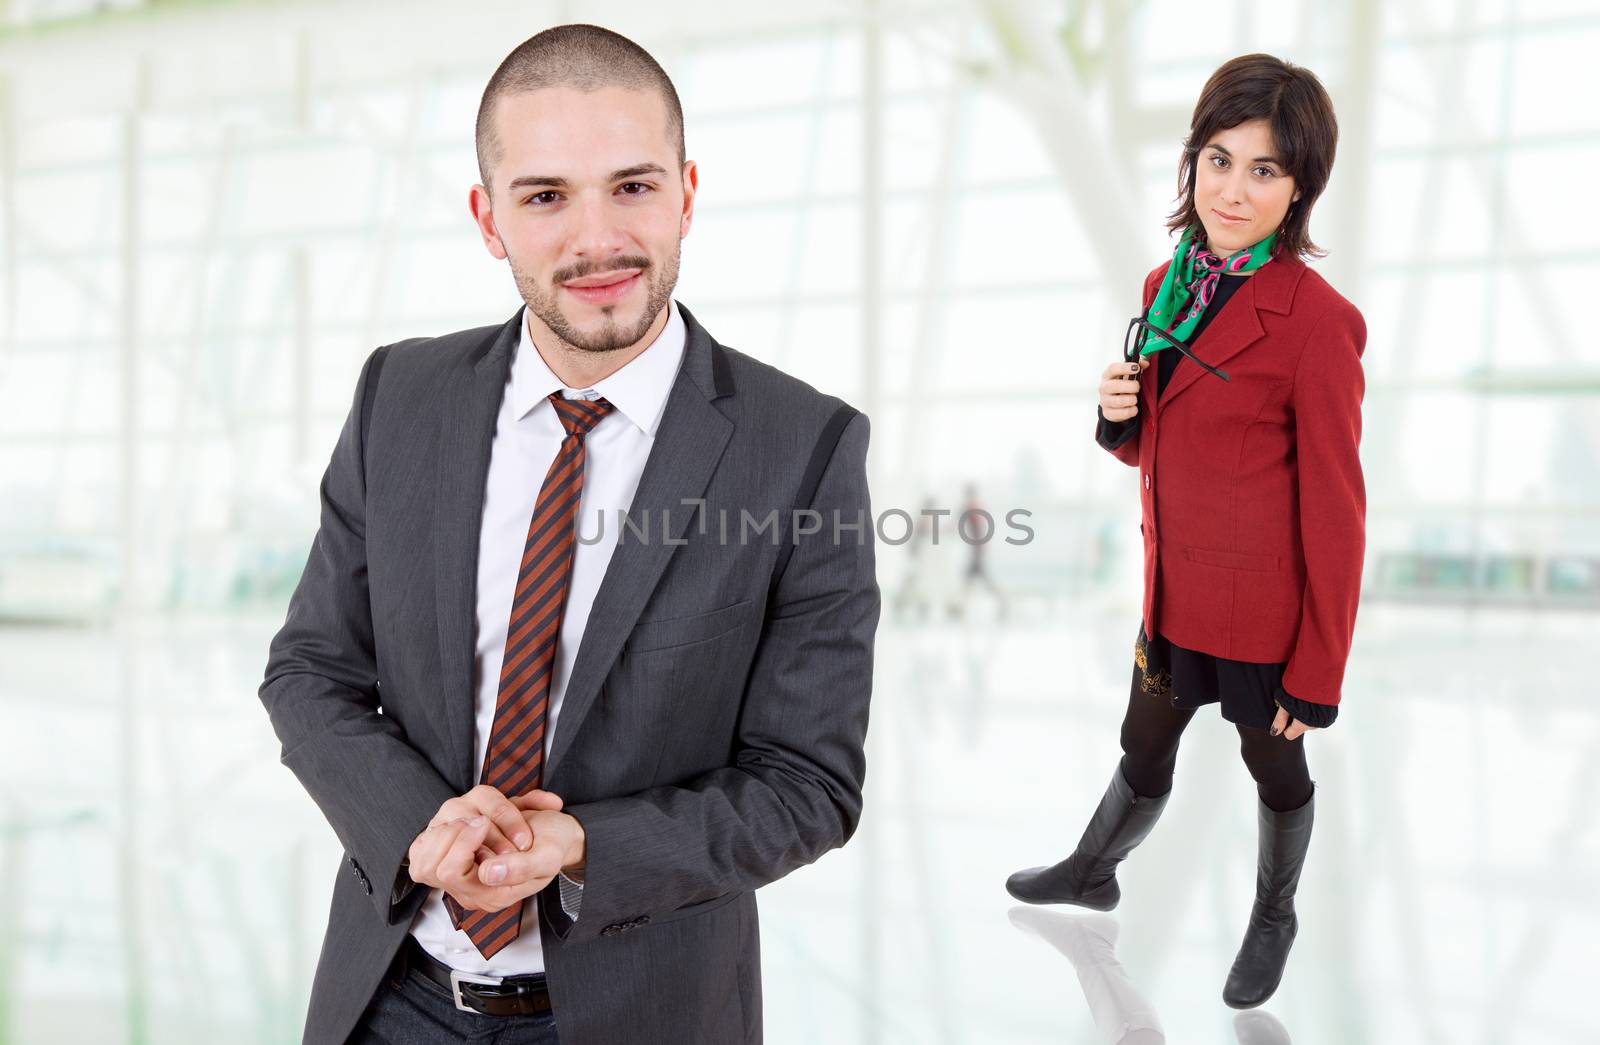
[406,784,586,914]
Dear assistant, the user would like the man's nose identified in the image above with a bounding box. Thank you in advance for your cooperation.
[568,193,625,258]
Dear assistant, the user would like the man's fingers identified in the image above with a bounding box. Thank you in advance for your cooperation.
[410,818,478,887]
[428,805,474,829]
[512,790,565,812]
[436,818,491,884]
[485,802,532,852]
[463,786,532,852]
[477,845,564,889]
[448,878,547,915]
[427,815,514,856]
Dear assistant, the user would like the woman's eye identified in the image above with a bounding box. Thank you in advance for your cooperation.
[1252,166,1275,178]
[1209,154,1228,168]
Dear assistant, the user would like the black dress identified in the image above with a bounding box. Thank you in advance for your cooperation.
[1099,271,1337,730]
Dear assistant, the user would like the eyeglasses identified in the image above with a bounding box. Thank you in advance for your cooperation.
[1123,316,1230,382]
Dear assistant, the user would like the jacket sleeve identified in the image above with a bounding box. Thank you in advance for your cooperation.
[258,347,458,925]
[1280,301,1367,708]
[1095,262,1170,467]
[547,411,880,945]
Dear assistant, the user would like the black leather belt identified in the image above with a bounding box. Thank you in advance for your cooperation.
[398,936,554,1017]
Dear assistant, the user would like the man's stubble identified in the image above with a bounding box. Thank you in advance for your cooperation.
[511,242,681,356]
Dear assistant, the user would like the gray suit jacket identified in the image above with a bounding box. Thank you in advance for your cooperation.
[259,302,879,1045]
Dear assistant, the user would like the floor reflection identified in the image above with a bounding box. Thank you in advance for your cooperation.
[1010,907,1295,1045]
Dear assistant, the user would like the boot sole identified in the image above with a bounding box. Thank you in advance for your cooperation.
[1004,875,1119,911]
[1222,973,1283,1010]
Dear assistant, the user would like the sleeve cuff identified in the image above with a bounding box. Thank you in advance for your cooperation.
[392,858,416,906]
[557,872,584,919]
[1096,406,1140,451]
[1275,685,1338,728]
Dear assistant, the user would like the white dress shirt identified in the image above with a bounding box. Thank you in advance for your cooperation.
[408,300,688,975]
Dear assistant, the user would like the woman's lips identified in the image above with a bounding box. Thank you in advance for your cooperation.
[1212,208,1250,226]
[562,271,642,306]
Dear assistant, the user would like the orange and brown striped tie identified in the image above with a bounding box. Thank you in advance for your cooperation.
[445,390,614,958]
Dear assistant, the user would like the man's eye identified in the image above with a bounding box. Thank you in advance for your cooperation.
[525,191,561,206]
[618,182,652,196]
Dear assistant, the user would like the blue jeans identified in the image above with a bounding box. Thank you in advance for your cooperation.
[348,955,561,1045]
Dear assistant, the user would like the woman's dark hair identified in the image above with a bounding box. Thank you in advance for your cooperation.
[1167,53,1338,260]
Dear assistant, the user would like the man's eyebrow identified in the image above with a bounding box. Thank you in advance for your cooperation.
[611,163,668,180]
[504,163,669,193]
[1206,142,1283,166]
[506,174,569,191]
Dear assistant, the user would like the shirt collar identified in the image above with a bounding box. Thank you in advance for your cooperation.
[510,300,687,436]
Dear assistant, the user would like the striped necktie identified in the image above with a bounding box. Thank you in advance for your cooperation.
[445,390,614,959]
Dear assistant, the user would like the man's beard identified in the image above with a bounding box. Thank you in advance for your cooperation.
[513,246,680,354]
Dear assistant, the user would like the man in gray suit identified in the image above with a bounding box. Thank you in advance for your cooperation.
[259,24,879,1045]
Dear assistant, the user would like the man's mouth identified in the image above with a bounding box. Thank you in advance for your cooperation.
[561,268,643,307]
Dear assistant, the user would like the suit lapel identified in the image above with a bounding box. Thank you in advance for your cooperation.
[1155,255,1305,414]
[544,304,735,784]
[434,310,521,790]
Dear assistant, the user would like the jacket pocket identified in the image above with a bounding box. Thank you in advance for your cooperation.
[623,598,754,653]
[1183,546,1280,572]
[647,889,743,928]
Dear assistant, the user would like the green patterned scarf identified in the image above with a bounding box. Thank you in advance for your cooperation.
[1139,225,1276,356]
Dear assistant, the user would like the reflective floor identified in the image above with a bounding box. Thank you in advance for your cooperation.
[2,595,1592,1043]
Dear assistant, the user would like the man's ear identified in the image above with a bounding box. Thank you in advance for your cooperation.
[679,159,699,239]
[469,183,509,261]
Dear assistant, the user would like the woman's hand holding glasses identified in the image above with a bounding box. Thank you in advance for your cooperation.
[1099,357,1150,423]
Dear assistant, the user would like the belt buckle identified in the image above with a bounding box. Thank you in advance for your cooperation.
[449,968,505,1014]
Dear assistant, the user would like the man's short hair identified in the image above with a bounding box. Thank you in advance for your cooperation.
[475,24,686,192]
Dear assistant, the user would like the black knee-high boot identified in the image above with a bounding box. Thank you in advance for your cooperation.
[1223,785,1315,1009]
[1006,762,1170,910]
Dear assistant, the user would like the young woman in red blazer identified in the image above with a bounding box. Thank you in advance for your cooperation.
[1007,54,1365,1009]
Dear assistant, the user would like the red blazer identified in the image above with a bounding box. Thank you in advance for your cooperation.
[1099,254,1366,708]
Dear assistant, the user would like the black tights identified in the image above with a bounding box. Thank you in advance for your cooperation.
[1117,667,1314,812]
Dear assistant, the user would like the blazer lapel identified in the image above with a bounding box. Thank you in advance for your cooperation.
[544,303,735,784]
[1156,255,1305,414]
[434,310,522,791]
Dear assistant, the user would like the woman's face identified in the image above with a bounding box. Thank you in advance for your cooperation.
[1192,119,1301,256]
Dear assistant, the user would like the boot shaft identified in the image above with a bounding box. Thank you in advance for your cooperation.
[1254,787,1315,903]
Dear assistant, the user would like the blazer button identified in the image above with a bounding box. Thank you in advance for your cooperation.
[1143,473,1151,490]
